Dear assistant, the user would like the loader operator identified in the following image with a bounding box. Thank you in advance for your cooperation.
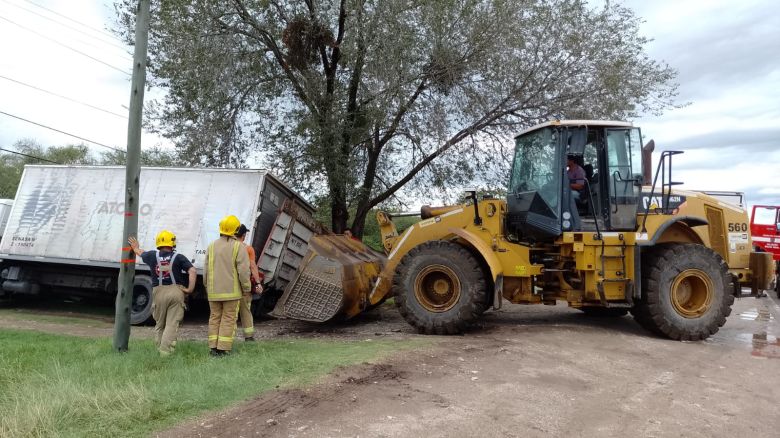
[567,154,587,199]
[567,154,587,230]
[235,224,263,342]
[128,230,196,356]
[204,215,252,356]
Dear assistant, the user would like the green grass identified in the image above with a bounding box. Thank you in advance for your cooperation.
[0,309,112,327]
[0,329,413,438]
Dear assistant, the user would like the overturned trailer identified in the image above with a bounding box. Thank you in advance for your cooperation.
[0,165,321,323]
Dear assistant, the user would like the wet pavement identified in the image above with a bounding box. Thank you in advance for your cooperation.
[708,289,780,359]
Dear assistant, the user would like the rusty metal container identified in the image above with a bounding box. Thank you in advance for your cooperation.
[271,235,386,322]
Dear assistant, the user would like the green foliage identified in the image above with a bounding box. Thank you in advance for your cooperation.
[362,211,419,252]
[114,0,680,234]
[99,146,183,167]
[0,156,23,199]
[311,194,418,251]
[0,139,183,199]
[0,329,412,438]
[0,139,94,198]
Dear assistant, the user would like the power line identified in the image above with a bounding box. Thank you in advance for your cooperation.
[0,16,131,76]
[0,109,126,154]
[0,146,60,164]
[20,0,122,42]
[1,0,132,56]
[0,74,128,119]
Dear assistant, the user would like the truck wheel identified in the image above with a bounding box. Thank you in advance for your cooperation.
[393,241,488,335]
[130,275,153,325]
[632,244,732,341]
[580,308,629,317]
[252,288,282,319]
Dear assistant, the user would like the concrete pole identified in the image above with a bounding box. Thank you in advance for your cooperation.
[113,0,150,352]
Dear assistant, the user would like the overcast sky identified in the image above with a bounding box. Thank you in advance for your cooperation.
[0,0,778,210]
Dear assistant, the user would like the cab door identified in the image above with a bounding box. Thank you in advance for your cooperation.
[605,128,642,230]
[751,205,780,259]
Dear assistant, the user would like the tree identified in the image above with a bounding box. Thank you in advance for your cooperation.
[114,0,679,236]
[0,139,183,198]
[100,146,183,167]
[0,140,95,198]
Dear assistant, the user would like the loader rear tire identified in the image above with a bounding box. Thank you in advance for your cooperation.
[393,241,488,335]
[631,244,732,341]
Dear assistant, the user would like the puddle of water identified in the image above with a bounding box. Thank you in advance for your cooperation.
[752,334,780,359]
[705,300,779,358]
[737,308,774,321]
[739,309,759,320]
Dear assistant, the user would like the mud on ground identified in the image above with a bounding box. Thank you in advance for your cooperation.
[2,293,780,437]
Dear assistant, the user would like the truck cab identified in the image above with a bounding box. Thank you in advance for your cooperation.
[751,205,780,293]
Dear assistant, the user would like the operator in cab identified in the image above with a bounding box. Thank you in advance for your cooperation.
[567,154,587,231]
[567,154,587,200]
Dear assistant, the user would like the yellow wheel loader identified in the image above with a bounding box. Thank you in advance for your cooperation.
[274,120,774,340]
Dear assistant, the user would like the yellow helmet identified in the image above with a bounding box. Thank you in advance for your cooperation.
[155,230,176,248]
[218,215,241,236]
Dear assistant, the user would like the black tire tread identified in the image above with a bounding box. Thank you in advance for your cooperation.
[632,244,733,341]
[130,275,154,325]
[393,240,488,335]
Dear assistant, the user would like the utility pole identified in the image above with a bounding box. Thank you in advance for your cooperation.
[113,0,150,352]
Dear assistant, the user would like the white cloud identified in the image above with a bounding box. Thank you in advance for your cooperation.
[0,0,166,157]
[1,0,778,214]
[619,0,780,211]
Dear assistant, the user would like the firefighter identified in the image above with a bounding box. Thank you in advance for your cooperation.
[204,215,252,356]
[235,224,263,342]
[128,230,196,356]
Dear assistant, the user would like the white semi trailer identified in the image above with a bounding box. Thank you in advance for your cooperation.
[0,165,320,324]
[0,198,12,241]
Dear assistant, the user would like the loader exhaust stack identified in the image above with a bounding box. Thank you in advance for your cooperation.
[271,235,386,322]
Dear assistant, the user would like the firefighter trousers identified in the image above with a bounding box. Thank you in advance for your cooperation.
[152,284,185,354]
[208,299,240,351]
[238,293,254,339]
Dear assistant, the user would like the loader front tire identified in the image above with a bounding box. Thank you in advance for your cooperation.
[394,241,488,335]
[632,244,733,341]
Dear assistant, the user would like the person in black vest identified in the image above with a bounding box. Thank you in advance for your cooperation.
[128,230,196,356]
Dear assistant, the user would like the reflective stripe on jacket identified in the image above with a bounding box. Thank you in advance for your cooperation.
[204,236,251,301]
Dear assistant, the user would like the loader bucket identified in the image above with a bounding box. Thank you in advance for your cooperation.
[271,235,386,322]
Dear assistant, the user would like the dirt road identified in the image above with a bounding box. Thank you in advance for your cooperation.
[3,293,779,437]
[153,293,780,438]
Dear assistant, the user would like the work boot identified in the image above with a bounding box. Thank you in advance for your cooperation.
[209,348,219,357]
[244,337,255,342]
[218,349,230,356]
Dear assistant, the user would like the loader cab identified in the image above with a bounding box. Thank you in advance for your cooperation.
[506,121,643,242]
